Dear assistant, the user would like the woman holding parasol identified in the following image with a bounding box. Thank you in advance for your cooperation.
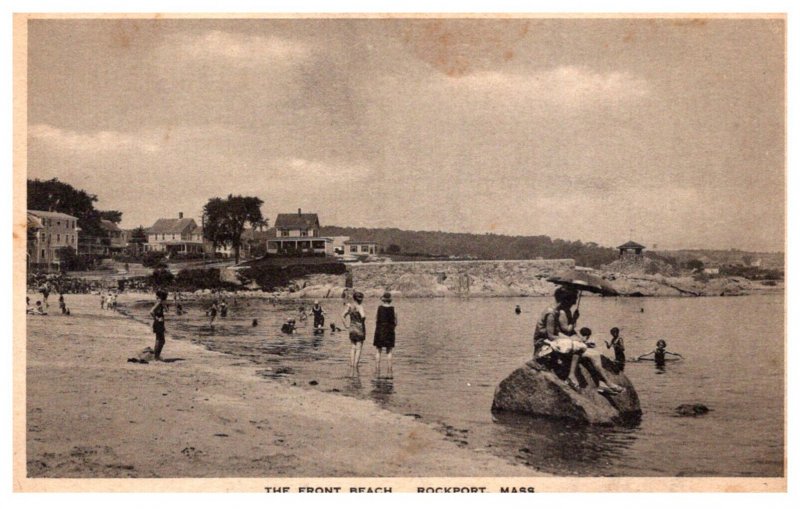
[533,271,623,394]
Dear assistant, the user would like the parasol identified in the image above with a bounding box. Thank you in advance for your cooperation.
[547,269,618,310]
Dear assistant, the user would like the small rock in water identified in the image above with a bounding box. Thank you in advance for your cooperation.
[675,403,711,417]
[309,380,318,386]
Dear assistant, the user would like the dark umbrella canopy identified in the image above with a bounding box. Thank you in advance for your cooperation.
[547,269,618,296]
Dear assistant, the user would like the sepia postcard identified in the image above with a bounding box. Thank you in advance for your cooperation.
[12,12,787,493]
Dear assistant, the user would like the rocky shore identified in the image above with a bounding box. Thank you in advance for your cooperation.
[279,260,781,299]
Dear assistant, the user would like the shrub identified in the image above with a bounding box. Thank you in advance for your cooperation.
[142,251,167,268]
[150,268,174,288]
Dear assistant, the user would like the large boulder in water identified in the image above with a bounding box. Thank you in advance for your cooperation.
[491,355,641,425]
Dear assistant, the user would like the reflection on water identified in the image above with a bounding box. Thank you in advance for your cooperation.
[122,293,784,477]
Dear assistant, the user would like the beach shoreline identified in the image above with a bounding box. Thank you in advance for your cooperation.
[23,293,540,480]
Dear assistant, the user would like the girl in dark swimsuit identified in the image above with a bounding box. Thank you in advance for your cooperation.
[373,292,398,379]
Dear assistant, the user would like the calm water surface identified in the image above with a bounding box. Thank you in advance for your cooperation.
[124,294,784,476]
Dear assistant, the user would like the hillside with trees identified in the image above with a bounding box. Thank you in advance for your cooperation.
[320,226,619,268]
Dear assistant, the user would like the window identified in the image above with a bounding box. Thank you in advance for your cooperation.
[350,246,357,253]
[312,240,325,249]
[361,245,369,253]
[41,249,45,258]
[57,221,61,227]
[57,234,60,242]
[281,230,289,237]
[300,230,308,237]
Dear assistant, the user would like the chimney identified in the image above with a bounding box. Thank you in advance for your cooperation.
[178,212,183,219]
[298,208,302,216]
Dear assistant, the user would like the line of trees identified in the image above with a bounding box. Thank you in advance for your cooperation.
[321,226,619,268]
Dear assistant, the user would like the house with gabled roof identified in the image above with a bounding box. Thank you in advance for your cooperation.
[267,209,334,257]
[145,212,210,255]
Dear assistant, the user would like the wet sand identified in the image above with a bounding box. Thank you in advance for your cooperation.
[25,294,537,478]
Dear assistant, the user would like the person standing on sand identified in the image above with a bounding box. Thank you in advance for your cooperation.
[41,282,50,308]
[373,292,397,379]
[150,289,168,361]
[207,300,218,327]
[342,291,367,376]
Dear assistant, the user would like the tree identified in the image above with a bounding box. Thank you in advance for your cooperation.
[203,194,264,264]
[685,259,705,272]
[27,178,122,239]
[387,244,402,254]
[742,255,754,267]
[130,226,148,251]
[99,210,123,223]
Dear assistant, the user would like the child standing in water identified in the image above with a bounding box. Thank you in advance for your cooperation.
[373,292,398,379]
[311,300,326,330]
[638,339,682,367]
[605,327,626,371]
[342,291,366,376]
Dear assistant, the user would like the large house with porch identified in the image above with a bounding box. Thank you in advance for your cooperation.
[267,209,334,257]
[145,213,211,255]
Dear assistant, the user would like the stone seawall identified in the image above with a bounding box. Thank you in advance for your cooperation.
[291,259,575,298]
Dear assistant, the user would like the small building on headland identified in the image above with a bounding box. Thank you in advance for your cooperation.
[345,240,380,256]
[267,209,334,257]
[617,240,646,260]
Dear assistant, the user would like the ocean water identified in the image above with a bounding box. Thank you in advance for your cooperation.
[123,294,784,477]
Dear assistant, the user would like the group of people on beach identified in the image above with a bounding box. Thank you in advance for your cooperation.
[26,281,71,316]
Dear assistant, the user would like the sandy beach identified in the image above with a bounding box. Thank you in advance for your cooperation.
[23,293,537,479]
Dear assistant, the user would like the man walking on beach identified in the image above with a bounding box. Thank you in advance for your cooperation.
[150,290,168,361]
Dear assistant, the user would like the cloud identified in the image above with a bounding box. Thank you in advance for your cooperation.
[441,65,650,110]
[162,30,311,68]
[272,157,370,182]
[28,124,160,153]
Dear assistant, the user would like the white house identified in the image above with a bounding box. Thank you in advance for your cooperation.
[344,240,380,256]
[145,212,210,255]
[267,209,334,256]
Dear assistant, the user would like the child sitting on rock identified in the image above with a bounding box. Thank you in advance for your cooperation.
[579,327,596,348]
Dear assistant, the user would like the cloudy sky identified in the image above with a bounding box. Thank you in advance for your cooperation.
[26,17,785,251]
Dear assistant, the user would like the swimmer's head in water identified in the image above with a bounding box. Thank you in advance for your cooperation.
[610,327,620,336]
[657,339,667,348]
[579,327,592,337]
[353,291,364,303]
[155,289,168,301]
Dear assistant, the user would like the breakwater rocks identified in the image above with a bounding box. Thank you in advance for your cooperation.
[289,259,575,298]
[492,356,642,425]
[282,259,778,299]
